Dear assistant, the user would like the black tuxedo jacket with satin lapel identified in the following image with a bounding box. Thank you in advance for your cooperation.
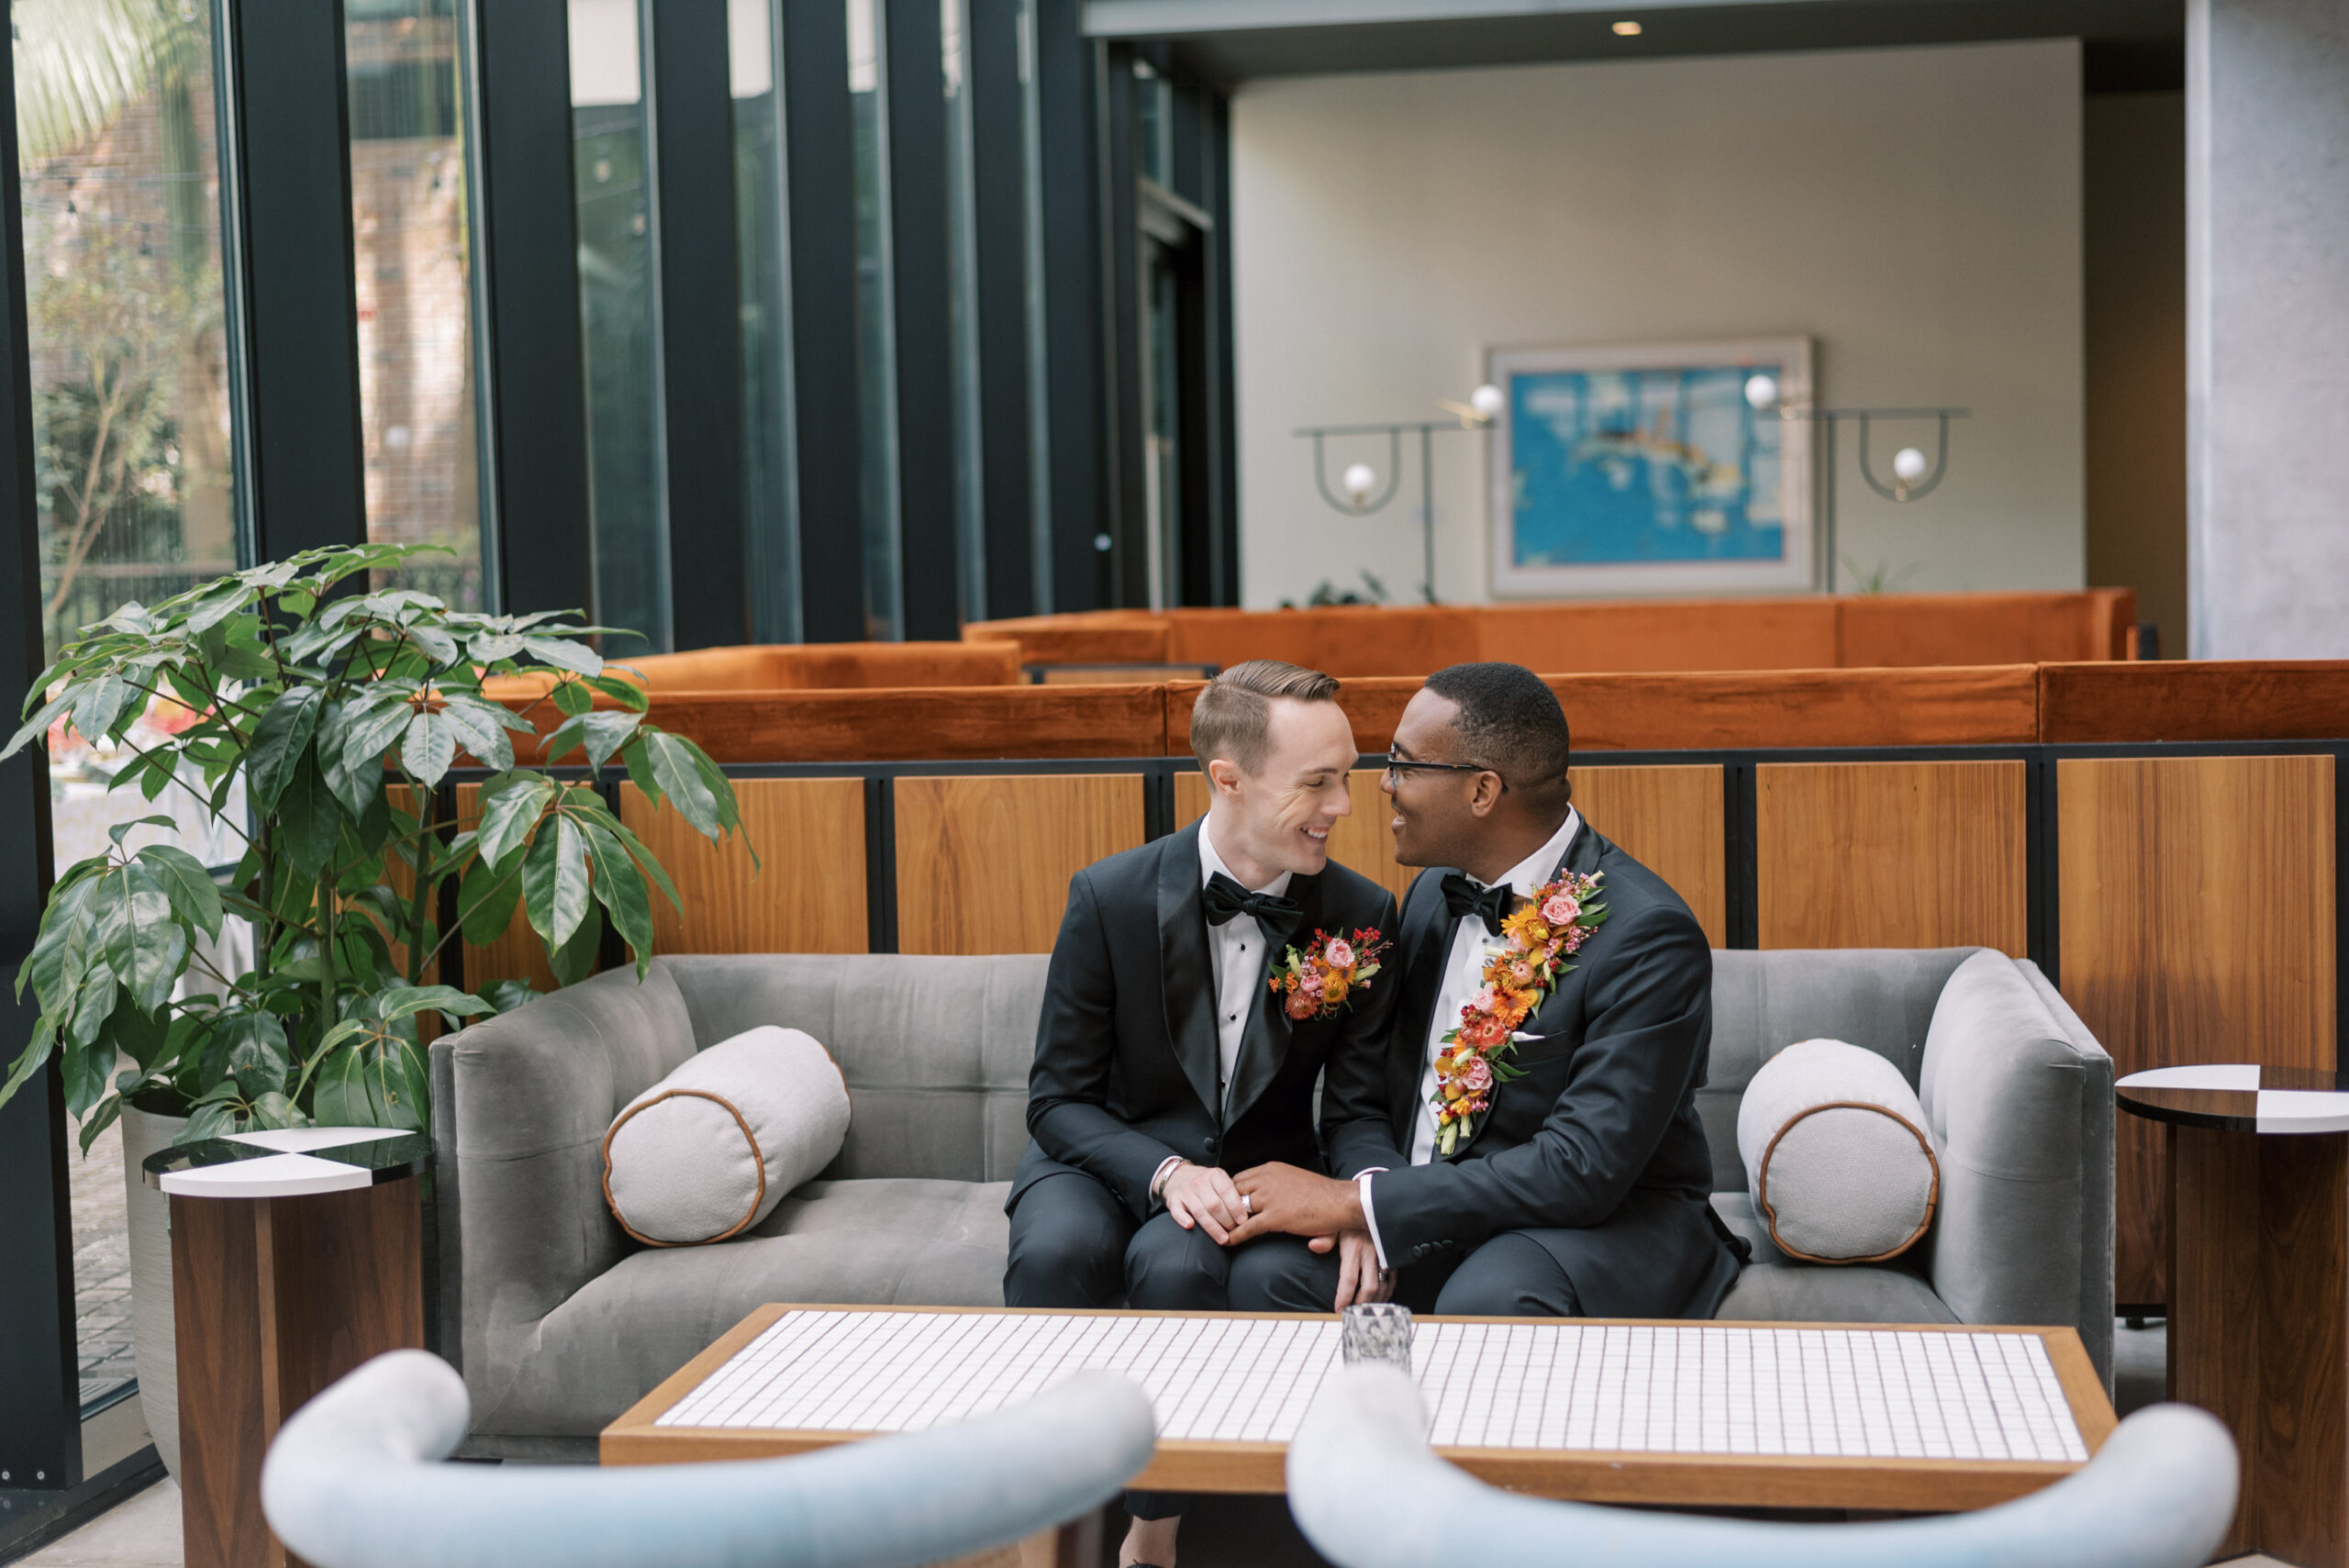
[1011,819,1403,1222]
[1322,821,1736,1317]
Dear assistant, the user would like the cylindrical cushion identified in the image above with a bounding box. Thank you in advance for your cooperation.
[1736,1038,1939,1264]
[601,1026,851,1246]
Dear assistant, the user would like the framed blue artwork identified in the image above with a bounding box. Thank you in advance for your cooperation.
[1486,338,1815,597]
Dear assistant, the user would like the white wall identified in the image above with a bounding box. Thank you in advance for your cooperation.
[1231,41,2084,607]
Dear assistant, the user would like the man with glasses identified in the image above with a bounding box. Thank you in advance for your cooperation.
[1227,661,1745,1320]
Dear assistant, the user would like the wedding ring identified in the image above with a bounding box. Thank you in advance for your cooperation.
[1241,1193,1253,1215]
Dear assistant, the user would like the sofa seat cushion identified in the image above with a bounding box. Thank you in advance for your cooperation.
[1709,1193,1954,1325]
[508,1179,1010,1435]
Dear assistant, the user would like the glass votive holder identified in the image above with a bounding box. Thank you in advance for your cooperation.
[1341,1302,1413,1371]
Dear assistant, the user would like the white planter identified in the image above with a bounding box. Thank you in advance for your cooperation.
[120,1103,186,1476]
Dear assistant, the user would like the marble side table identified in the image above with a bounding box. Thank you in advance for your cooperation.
[2118,1064,2349,1568]
[143,1128,429,1568]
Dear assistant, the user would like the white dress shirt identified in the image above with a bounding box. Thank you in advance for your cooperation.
[1150,819,1293,1202]
[1359,806,1582,1267]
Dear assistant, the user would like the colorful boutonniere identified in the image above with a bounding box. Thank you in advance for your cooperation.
[1430,870,1608,1153]
[1269,927,1392,1022]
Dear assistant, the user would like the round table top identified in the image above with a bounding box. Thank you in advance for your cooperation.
[141,1126,429,1197]
[2115,1064,2349,1134]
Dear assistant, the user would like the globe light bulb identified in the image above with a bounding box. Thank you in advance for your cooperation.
[1892,446,1929,484]
[1341,463,1377,511]
[1743,374,1778,412]
[1470,384,1505,419]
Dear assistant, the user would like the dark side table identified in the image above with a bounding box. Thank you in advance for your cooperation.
[143,1129,429,1568]
[2118,1064,2349,1568]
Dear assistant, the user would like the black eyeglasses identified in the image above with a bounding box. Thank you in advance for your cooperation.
[1382,752,1508,792]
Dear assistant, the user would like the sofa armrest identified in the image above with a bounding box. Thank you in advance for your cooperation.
[429,962,697,1431]
[1918,951,2116,1390]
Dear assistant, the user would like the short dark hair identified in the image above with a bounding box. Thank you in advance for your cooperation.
[1422,662,1572,800]
[1190,659,1342,773]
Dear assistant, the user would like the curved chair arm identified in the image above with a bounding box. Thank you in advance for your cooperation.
[1287,1366,2237,1568]
[263,1351,1155,1568]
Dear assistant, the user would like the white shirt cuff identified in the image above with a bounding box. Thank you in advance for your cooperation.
[1355,1169,1389,1273]
[1151,1155,1188,1209]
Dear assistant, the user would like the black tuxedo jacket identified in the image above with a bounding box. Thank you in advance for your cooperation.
[1322,820,1740,1318]
[1012,820,1402,1221]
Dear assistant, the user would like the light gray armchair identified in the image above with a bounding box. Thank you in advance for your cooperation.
[1286,1366,2231,1568]
[260,1350,1155,1568]
[430,944,2112,1456]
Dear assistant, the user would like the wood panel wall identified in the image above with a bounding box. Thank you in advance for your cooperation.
[894,775,1148,954]
[2059,753,2338,1306]
[1573,765,1728,949]
[1756,761,2029,954]
[618,778,868,953]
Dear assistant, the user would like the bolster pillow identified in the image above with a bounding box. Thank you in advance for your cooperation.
[1737,1038,1940,1264]
[602,1025,851,1247]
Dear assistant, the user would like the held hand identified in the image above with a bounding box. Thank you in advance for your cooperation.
[1331,1229,1392,1310]
[1163,1162,1246,1243]
[1227,1162,1364,1245]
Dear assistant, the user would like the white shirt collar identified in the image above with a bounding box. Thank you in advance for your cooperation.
[1486,806,1582,898]
[1198,816,1295,897]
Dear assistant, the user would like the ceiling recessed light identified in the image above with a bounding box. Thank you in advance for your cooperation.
[1612,18,1642,34]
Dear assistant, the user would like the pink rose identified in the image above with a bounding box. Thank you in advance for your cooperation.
[1286,992,1319,1020]
[1459,1056,1494,1094]
[1323,937,1355,970]
[1471,985,1505,1015]
[1542,894,1580,926]
[1299,968,1326,995]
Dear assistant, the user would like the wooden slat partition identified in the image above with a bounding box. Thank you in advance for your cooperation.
[2058,754,2339,1305]
[1756,761,2029,955]
[2041,661,2349,742]
[895,775,1148,954]
[1574,766,1728,949]
[618,778,867,953]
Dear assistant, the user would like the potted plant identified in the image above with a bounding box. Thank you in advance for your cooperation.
[1,542,749,1469]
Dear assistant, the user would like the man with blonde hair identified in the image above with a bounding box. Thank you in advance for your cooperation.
[1007,659,1401,1568]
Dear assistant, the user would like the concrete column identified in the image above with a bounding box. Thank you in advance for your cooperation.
[2186,0,2349,659]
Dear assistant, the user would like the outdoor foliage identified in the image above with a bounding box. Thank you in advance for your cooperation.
[0,543,751,1149]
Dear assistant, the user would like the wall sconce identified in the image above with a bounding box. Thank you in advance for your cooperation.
[1298,386,1497,602]
[1743,374,1968,592]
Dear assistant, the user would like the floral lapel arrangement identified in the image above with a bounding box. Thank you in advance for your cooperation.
[1430,870,1609,1154]
[1269,928,1392,1021]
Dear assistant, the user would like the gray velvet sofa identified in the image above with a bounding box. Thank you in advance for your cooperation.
[429,946,2111,1458]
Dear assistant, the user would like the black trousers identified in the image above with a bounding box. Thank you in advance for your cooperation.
[1005,1170,1335,1520]
[1390,1229,1584,1317]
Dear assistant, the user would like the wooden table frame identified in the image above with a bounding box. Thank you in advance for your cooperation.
[604,1305,2114,1514]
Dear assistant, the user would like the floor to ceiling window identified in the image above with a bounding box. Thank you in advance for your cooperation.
[568,0,672,652]
[15,0,243,1413]
[346,0,487,608]
[849,0,902,639]
[732,0,798,644]
[942,0,985,625]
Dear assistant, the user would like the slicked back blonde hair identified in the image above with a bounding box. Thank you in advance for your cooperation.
[1189,659,1342,775]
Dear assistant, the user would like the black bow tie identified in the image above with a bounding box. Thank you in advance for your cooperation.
[1441,873,1516,934]
[1202,873,1303,943]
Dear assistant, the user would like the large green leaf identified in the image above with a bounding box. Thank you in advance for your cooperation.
[457,851,526,945]
[214,1012,291,1102]
[522,637,603,675]
[71,673,136,746]
[311,1033,428,1131]
[548,902,602,987]
[521,814,592,949]
[96,866,187,1015]
[340,696,417,782]
[137,844,224,941]
[0,1019,57,1113]
[247,685,324,813]
[436,695,522,771]
[581,818,654,978]
[475,773,554,870]
[274,756,340,881]
[18,878,95,1010]
[643,731,721,839]
[401,708,457,788]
